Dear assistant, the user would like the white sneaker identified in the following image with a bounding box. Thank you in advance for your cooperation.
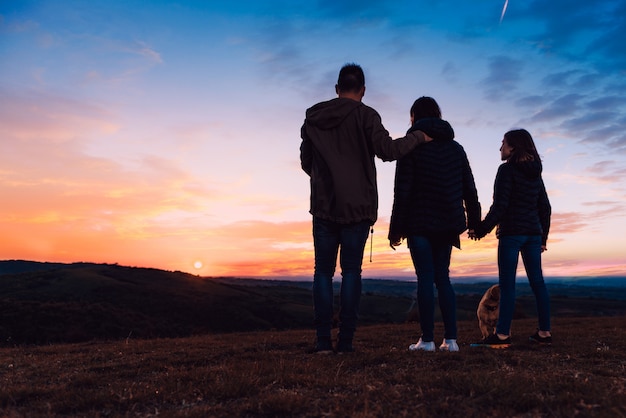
[409,338,435,352]
[439,339,459,352]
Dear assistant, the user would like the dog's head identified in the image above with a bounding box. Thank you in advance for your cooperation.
[487,285,500,303]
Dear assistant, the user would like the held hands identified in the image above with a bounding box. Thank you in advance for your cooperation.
[467,229,480,241]
[468,227,488,241]
[389,235,403,250]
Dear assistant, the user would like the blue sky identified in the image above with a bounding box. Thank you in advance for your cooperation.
[1,0,625,278]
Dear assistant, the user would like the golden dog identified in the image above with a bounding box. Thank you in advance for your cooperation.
[477,284,500,338]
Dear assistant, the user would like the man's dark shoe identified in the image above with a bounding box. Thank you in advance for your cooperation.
[529,330,552,345]
[470,333,511,349]
[314,338,333,354]
[336,339,354,353]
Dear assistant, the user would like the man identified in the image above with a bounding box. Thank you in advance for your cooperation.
[300,63,446,353]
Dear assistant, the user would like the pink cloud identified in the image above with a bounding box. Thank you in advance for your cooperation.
[551,212,588,234]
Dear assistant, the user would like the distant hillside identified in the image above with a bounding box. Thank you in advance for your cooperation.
[0,260,624,345]
[0,262,319,344]
[0,260,86,275]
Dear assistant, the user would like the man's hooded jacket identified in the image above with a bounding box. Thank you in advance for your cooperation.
[301,98,453,224]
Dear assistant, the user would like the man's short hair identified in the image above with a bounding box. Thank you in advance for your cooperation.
[337,63,365,93]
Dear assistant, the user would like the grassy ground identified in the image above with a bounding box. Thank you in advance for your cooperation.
[1,316,625,417]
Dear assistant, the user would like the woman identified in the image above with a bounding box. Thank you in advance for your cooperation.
[388,97,481,352]
[471,129,552,348]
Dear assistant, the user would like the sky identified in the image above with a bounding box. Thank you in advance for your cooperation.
[1,0,625,279]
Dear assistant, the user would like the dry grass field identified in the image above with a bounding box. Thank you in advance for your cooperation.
[2,315,625,417]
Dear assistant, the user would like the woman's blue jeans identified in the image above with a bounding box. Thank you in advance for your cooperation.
[408,235,456,341]
[312,216,371,341]
[497,235,551,336]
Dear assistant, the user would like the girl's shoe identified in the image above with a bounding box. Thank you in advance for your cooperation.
[529,330,552,345]
[409,338,435,352]
[439,339,459,352]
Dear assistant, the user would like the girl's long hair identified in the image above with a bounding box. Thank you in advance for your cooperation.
[504,129,541,164]
[410,96,441,119]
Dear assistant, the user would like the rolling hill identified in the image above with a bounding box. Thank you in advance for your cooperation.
[0,260,624,345]
[0,261,318,344]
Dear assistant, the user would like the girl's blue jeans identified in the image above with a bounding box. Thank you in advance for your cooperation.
[408,235,456,341]
[497,235,551,336]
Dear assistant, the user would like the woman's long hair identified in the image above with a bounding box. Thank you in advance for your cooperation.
[410,96,441,119]
[504,129,542,164]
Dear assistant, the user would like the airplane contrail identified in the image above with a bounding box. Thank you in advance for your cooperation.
[500,0,509,24]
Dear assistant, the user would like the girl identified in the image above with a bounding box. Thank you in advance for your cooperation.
[471,129,552,348]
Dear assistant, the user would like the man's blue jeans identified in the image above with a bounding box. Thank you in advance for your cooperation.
[312,216,371,341]
[496,235,551,336]
[408,235,456,341]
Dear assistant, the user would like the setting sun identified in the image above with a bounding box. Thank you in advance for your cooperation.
[193,261,203,269]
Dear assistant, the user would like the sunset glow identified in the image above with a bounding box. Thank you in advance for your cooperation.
[1,1,625,279]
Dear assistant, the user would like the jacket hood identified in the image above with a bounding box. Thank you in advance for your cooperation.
[305,98,363,130]
[407,118,455,141]
[512,160,542,179]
